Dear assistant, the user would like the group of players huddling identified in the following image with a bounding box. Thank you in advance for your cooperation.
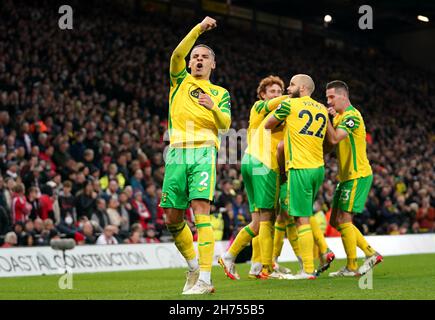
[160,17,383,295]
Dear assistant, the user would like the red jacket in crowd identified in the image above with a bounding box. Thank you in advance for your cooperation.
[12,194,31,224]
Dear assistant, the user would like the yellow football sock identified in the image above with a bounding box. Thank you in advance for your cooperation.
[297,224,315,274]
[353,225,376,257]
[229,225,256,258]
[273,221,286,260]
[167,221,196,261]
[337,222,358,270]
[286,219,300,257]
[259,221,273,273]
[251,236,261,264]
[195,214,215,272]
[310,216,328,255]
[313,243,320,260]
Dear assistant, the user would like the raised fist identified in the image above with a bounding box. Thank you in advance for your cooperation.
[200,16,217,32]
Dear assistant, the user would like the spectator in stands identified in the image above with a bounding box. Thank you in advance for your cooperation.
[3,178,16,214]
[106,197,122,228]
[37,185,56,221]
[102,179,120,201]
[91,198,110,231]
[125,230,143,244]
[13,222,27,246]
[33,218,45,246]
[131,191,151,229]
[24,220,35,246]
[232,193,250,231]
[216,180,235,239]
[40,219,60,245]
[12,184,32,224]
[144,224,160,243]
[75,180,97,219]
[413,197,435,233]
[1,231,17,248]
[58,180,76,221]
[81,220,97,244]
[0,177,7,207]
[0,205,10,237]
[96,225,119,245]
[210,204,224,241]
[100,163,126,191]
[83,149,99,176]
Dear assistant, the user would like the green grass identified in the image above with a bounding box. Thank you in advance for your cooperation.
[0,254,434,300]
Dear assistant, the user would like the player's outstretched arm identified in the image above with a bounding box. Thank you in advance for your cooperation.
[265,100,291,129]
[170,16,217,76]
[262,95,289,114]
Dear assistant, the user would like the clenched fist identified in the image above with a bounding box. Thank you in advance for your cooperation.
[200,16,217,32]
[327,107,337,117]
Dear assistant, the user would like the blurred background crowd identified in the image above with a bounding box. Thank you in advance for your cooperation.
[0,0,434,248]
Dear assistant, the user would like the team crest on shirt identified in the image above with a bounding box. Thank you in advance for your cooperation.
[190,87,205,99]
[345,118,355,128]
[210,88,219,96]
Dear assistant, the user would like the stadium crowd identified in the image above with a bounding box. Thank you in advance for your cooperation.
[0,0,434,247]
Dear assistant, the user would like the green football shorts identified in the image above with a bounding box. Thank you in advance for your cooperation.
[241,153,279,212]
[332,175,373,214]
[160,146,216,209]
[287,166,325,217]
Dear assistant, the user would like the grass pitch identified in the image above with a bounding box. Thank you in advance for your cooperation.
[0,254,434,300]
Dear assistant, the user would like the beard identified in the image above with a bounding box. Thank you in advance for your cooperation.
[289,88,300,98]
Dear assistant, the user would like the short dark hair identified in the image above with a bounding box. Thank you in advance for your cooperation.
[326,80,349,95]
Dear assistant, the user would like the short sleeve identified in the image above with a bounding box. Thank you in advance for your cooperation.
[337,112,360,133]
[272,100,291,121]
[218,90,231,116]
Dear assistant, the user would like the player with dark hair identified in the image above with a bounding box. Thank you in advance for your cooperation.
[161,16,231,295]
[324,80,383,277]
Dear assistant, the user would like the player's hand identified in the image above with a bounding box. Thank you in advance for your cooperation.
[200,16,217,32]
[198,93,214,110]
[327,107,337,117]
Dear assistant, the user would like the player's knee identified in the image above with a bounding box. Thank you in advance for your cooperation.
[250,221,260,235]
[335,211,352,226]
[164,209,184,225]
[277,211,287,222]
[191,199,210,214]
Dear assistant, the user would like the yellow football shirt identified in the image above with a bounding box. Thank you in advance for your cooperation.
[246,112,285,171]
[272,96,327,170]
[333,105,372,181]
[244,96,288,170]
[169,69,231,149]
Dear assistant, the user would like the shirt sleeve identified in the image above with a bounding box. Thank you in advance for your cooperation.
[217,90,231,116]
[337,111,361,133]
[212,90,231,131]
[272,100,291,121]
[251,96,288,116]
[169,24,202,87]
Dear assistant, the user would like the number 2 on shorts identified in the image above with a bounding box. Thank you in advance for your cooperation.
[199,171,209,187]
